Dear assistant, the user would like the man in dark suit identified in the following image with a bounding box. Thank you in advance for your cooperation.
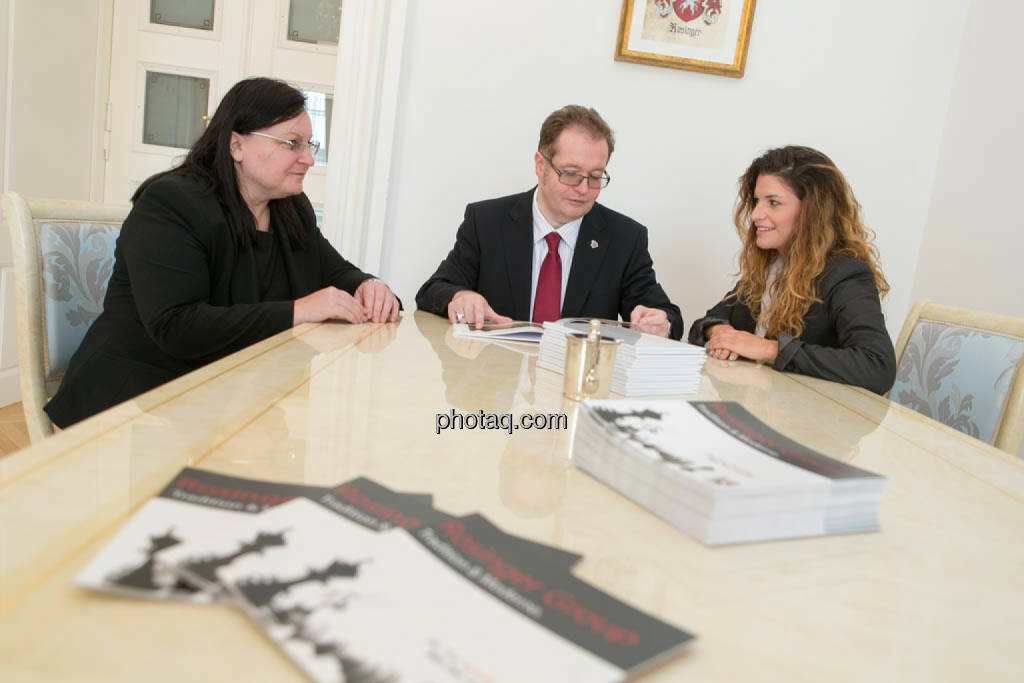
[415,105,683,339]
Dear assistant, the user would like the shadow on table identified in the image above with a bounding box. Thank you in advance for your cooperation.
[413,311,536,413]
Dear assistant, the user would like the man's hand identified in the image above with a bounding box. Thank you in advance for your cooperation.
[629,305,670,337]
[706,327,779,363]
[354,279,400,323]
[293,286,369,325]
[447,290,512,329]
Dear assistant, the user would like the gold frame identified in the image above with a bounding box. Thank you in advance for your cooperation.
[615,0,757,78]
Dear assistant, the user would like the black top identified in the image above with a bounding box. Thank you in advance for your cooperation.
[687,254,897,395]
[415,189,683,340]
[45,172,377,428]
[253,227,291,301]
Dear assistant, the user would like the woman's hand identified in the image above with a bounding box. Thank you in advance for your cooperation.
[706,327,779,363]
[703,323,735,341]
[354,279,400,323]
[293,286,370,325]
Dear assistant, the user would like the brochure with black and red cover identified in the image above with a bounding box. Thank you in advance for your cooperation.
[413,514,694,678]
[75,467,580,602]
[314,478,581,571]
[573,400,886,545]
[210,498,691,682]
[74,468,332,602]
[161,474,581,593]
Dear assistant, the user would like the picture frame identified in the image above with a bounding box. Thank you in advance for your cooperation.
[614,0,757,78]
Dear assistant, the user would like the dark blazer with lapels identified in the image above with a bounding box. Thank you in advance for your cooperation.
[687,253,897,395]
[45,172,377,428]
[415,189,683,340]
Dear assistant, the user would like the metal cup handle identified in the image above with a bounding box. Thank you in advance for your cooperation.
[582,337,601,395]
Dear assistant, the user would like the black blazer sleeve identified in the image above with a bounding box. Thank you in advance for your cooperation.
[688,286,746,345]
[122,177,294,361]
[617,225,683,340]
[415,203,482,315]
[314,229,375,295]
[773,259,896,395]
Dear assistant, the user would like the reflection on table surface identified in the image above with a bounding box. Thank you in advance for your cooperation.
[1,311,1022,681]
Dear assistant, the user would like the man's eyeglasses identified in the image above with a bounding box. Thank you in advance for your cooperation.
[249,131,321,156]
[542,154,611,189]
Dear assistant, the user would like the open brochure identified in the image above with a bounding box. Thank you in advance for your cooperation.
[452,318,633,344]
[452,321,545,343]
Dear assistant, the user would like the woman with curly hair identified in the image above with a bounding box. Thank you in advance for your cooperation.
[688,146,897,394]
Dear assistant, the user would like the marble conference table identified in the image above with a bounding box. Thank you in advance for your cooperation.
[1,311,1021,682]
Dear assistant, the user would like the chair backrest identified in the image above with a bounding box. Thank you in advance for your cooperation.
[890,299,1024,457]
[2,192,131,442]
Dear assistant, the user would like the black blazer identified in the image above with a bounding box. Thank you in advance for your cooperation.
[415,189,683,339]
[688,254,897,395]
[45,173,375,428]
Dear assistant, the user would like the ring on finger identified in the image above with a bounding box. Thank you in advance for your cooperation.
[456,312,465,322]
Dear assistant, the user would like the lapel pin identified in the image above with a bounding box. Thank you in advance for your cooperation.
[590,240,599,249]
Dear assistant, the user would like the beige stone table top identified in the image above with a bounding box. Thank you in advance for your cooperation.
[1,311,1021,682]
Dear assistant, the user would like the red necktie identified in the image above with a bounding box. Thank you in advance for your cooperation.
[532,232,562,323]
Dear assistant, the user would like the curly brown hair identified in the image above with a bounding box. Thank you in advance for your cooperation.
[731,146,889,338]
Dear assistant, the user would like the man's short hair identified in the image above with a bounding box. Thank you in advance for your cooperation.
[538,105,615,159]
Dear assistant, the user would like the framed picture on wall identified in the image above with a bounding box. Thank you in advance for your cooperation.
[615,0,757,78]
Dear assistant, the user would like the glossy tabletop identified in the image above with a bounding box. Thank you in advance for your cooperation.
[1,311,1022,681]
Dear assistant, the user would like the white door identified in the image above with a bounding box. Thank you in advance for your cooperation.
[104,0,341,210]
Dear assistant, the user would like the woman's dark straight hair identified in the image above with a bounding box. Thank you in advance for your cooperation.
[133,77,310,249]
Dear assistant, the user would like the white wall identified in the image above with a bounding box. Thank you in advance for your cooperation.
[1,0,9,193]
[5,0,104,199]
[910,0,1024,319]
[0,0,105,406]
[380,0,971,337]
[0,0,14,406]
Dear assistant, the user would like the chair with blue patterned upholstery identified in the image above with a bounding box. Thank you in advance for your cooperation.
[2,192,130,442]
[890,299,1024,457]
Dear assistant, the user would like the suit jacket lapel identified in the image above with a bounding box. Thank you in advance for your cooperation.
[502,190,534,321]
[562,206,609,317]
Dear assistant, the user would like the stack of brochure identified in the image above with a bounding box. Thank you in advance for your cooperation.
[572,400,887,546]
[77,468,694,682]
[537,319,706,395]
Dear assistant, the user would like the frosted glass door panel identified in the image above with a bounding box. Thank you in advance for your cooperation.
[150,0,215,31]
[143,72,210,149]
[287,0,342,45]
[302,89,333,165]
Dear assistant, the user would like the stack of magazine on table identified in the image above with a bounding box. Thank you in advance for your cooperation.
[537,319,706,395]
[572,400,886,546]
[77,467,694,682]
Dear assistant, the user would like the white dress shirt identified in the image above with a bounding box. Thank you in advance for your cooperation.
[529,190,582,320]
